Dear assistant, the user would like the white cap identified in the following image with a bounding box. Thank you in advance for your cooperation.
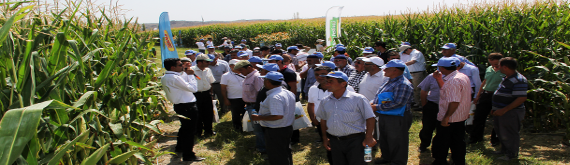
[362,57,384,67]
[229,59,240,65]
[180,57,192,62]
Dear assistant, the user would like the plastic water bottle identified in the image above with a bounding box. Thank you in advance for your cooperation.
[364,145,372,162]
[251,109,259,124]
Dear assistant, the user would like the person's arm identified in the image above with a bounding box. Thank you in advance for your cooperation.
[473,79,486,104]
[362,117,377,147]
[320,119,331,151]
[405,60,417,66]
[441,102,460,127]
[433,71,444,88]
[492,97,527,116]
[287,81,297,95]
[300,68,309,78]
[420,90,428,107]
[221,84,231,106]
[374,84,413,110]
[307,103,319,126]
[472,68,482,99]
[174,74,198,93]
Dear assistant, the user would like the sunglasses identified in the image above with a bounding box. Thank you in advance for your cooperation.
[364,63,376,65]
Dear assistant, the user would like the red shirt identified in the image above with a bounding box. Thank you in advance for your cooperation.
[438,71,472,122]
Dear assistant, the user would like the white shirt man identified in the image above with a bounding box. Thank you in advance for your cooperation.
[359,57,387,101]
[196,41,206,50]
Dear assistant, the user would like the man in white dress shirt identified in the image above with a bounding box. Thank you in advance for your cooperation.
[161,58,205,162]
[191,54,217,137]
[399,43,427,108]
[221,59,246,131]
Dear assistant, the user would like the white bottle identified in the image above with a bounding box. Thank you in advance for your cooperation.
[251,109,259,124]
[364,145,372,162]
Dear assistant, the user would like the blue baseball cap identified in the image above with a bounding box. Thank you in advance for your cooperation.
[334,55,348,60]
[381,59,407,69]
[362,47,374,54]
[207,54,216,60]
[259,71,284,82]
[264,55,284,61]
[335,44,344,48]
[322,71,348,81]
[185,50,195,55]
[240,43,246,47]
[248,56,263,63]
[335,46,346,52]
[241,39,247,42]
[200,38,204,41]
[238,51,248,57]
[287,46,299,50]
[234,45,243,49]
[432,57,460,67]
[315,61,336,69]
[275,43,282,47]
[314,52,324,58]
[207,45,215,49]
[401,42,411,46]
[441,43,457,49]
[257,63,280,72]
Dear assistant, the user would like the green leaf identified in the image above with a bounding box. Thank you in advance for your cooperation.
[72,91,97,108]
[0,100,75,165]
[79,143,110,165]
[47,130,89,165]
[107,150,138,164]
[0,5,33,46]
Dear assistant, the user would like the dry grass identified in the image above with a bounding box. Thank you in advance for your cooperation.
[154,104,570,165]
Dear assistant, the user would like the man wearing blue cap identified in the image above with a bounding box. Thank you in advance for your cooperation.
[196,39,206,53]
[238,51,250,60]
[192,54,217,138]
[316,71,377,165]
[440,43,475,66]
[185,50,198,66]
[251,71,296,165]
[266,55,298,97]
[362,47,375,57]
[300,52,323,100]
[330,46,354,65]
[371,60,414,165]
[248,56,263,70]
[333,54,355,77]
[430,57,471,165]
[208,54,230,114]
[287,46,302,71]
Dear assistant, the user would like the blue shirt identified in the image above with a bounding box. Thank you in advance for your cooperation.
[316,88,376,136]
[451,54,475,66]
[373,75,414,112]
[418,74,440,104]
[259,87,296,128]
[303,68,316,94]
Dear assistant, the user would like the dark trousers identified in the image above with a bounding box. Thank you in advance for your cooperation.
[378,111,413,165]
[470,92,499,143]
[264,126,293,165]
[195,91,214,136]
[419,101,439,149]
[212,83,227,112]
[493,108,524,158]
[431,121,466,165]
[291,130,300,143]
[173,102,199,160]
[316,124,334,164]
[229,98,246,131]
[198,49,205,53]
[328,133,366,165]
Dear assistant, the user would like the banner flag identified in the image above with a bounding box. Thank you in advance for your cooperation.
[325,6,344,51]
[159,12,178,68]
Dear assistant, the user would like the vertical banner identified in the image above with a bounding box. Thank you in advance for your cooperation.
[325,6,344,51]
[159,12,179,68]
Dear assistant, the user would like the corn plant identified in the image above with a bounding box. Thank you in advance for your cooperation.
[0,1,168,164]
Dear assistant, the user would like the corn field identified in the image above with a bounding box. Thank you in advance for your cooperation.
[159,0,570,141]
[0,1,168,165]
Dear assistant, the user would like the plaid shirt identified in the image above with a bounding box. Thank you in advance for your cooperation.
[373,75,414,112]
[336,64,355,77]
[348,70,367,93]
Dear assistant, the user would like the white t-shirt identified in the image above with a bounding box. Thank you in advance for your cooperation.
[400,49,426,72]
[308,82,355,121]
[246,49,253,58]
[316,44,324,52]
[358,71,387,101]
[206,41,213,46]
[196,42,205,49]
[220,71,245,99]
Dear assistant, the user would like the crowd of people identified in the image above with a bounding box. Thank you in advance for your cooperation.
[161,38,528,165]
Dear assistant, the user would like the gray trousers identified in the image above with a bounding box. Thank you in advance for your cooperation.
[411,71,426,106]
[211,83,227,112]
[378,111,413,165]
[493,107,525,158]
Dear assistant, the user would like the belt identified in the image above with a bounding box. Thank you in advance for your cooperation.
[212,82,220,84]
[327,132,365,140]
[483,90,494,94]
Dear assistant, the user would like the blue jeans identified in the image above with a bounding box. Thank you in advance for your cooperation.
[246,104,266,152]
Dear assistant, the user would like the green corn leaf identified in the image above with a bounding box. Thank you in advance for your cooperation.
[107,150,138,164]
[79,143,110,165]
[0,100,76,165]
[47,130,89,165]
[0,5,34,46]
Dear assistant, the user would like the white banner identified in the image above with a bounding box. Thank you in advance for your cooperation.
[325,6,344,51]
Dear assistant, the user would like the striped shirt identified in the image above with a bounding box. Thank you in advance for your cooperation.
[373,75,414,112]
[492,72,528,109]
[348,70,367,93]
[316,88,376,136]
[336,64,355,77]
[437,71,472,122]
[242,70,264,102]
[259,87,296,128]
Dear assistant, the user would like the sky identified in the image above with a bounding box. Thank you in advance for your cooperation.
[45,0,529,23]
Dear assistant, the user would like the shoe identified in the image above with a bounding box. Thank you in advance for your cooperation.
[496,155,511,161]
[374,158,391,164]
[418,147,428,153]
[183,156,205,161]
